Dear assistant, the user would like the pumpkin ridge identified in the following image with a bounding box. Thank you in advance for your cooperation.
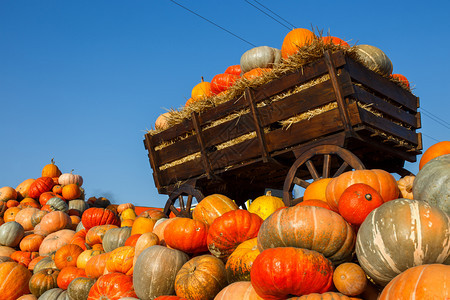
[411,264,428,299]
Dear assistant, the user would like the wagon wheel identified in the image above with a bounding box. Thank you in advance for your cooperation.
[163,183,205,218]
[282,145,365,206]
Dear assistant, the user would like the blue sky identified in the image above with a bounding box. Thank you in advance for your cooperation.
[1,1,449,208]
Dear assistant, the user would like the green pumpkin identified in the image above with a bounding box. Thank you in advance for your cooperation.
[46,197,69,213]
[0,221,24,247]
[240,46,281,73]
[102,227,131,252]
[67,277,96,300]
[356,198,450,286]
[33,256,57,274]
[354,44,393,76]
[413,154,450,214]
[68,199,88,214]
[39,288,69,300]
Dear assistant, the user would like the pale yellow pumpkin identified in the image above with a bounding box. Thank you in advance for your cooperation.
[397,175,415,200]
[248,191,284,220]
[121,208,137,221]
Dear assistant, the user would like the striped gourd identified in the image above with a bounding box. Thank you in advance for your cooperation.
[355,198,450,286]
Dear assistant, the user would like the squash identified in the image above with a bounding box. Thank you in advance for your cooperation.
[15,207,40,231]
[0,221,25,247]
[303,178,333,202]
[225,237,260,283]
[333,263,367,297]
[281,28,316,59]
[0,186,18,201]
[354,44,393,76]
[16,178,35,200]
[155,112,171,131]
[326,169,399,212]
[56,266,86,290]
[379,264,450,299]
[355,199,450,286]
[38,288,68,300]
[418,141,450,170]
[164,217,208,254]
[85,252,111,279]
[88,273,137,299]
[131,216,156,235]
[106,246,135,276]
[250,247,333,299]
[192,194,238,226]
[39,229,76,257]
[248,190,284,220]
[133,245,189,300]
[214,281,263,300]
[257,205,355,265]
[58,170,83,187]
[85,224,118,246]
[413,154,450,214]
[175,255,227,300]
[81,207,120,230]
[287,292,352,299]
[39,211,72,235]
[67,277,96,300]
[0,262,32,299]
[240,46,281,73]
[133,232,159,266]
[102,227,132,252]
[33,256,57,274]
[20,234,45,252]
[207,209,263,260]
[28,268,60,297]
[397,175,415,200]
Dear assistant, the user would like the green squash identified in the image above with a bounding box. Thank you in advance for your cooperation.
[240,46,281,73]
[413,154,450,214]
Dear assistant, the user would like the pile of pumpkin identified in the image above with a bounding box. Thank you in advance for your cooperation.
[0,141,449,300]
[155,27,411,130]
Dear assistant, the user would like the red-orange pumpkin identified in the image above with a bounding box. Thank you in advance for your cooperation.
[211,73,240,95]
[326,169,399,212]
[0,262,32,299]
[85,252,111,279]
[164,218,208,254]
[61,184,82,201]
[321,36,349,47]
[54,244,84,270]
[251,247,333,299]
[81,208,120,230]
[207,209,263,260]
[28,177,55,199]
[57,266,86,290]
[20,234,45,252]
[338,183,384,226]
[224,65,241,76]
[87,272,137,299]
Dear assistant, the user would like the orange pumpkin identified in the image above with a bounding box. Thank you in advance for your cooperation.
[39,229,76,257]
[106,246,135,276]
[57,266,86,290]
[303,178,333,202]
[333,263,367,296]
[192,194,238,226]
[85,252,111,279]
[0,186,18,201]
[0,262,32,298]
[10,251,39,268]
[175,254,227,300]
[15,207,40,231]
[41,158,62,178]
[87,273,137,299]
[281,28,316,59]
[326,169,399,212]
[321,36,350,47]
[165,218,209,254]
[419,141,450,170]
[20,234,45,252]
[54,244,84,269]
[70,229,87,250]
[124,234,141,247]
[62,184,82,200]
[3,206,21,222]
[379,264,450,299]
[242,68,271,81]
[15,178,35,200]
[215,281,263,300]
[38,211,72,235]
[152,218,176,246]
[85,224,118,246]
[191,77,213,102]
[131,217,156,235]
[77,249,104,269]
[296,199,332,210]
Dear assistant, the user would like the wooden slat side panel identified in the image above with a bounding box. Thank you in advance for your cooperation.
[345,57,418,112]
[353,85,419,128]
[158,157,205,187]
[252,51,347,101]
[155,75,354,166]
[266,103,362,153]
[358,108,419,145]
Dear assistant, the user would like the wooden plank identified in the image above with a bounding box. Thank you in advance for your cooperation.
[353,85,419,128]
[345,57,418,112]
[143,133,162,190]
[246,89,269,162]
[151,117,193,146]
[358,108,419,145]
[417,132,423,151]
[192,112,212,179]
[416,112,421,129]
[156,75,354,166]
[324,51,353,133]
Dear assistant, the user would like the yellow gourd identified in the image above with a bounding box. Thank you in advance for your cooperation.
[248,191,284,220]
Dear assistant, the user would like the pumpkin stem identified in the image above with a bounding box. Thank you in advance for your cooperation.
[201,76,204,82]
[405,183,413,193]
[265,190,272,197]
[51,158,55,164]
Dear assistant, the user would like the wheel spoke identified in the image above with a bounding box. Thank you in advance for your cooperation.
[293,177,310,188]
[170,205,180,216]
[305,160,319,180]
[323,154,331,178]
[333,161,349,177]
[178,195,186,211]
[186,195,193,213]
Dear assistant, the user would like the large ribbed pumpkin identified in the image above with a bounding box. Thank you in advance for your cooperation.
[413,154,449,214]
[250,247,333,299]
[102,227,132,252]
[67,277,96,300]
[379,264,450,299]
[215,281,263,300]
[164,218,208,254]
[207,209,263,260]
[326,169,399,211]
[81,207,120,231]
[29,268,60,297]
[355,199,450,286]
[0,221,25,247]
[281,28,316,59]
[175,255,227,300]
[39,229,76,257]
[0,262,32,299]
[88,272,137,299]
[192,194,238,226]
[225,237,260,283]
[257,206,355,265]
[354,44,393,76]
[133,245,189,300]
[28,177,55,199]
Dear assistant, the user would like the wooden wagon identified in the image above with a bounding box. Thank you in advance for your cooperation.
[143,50,422,217]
